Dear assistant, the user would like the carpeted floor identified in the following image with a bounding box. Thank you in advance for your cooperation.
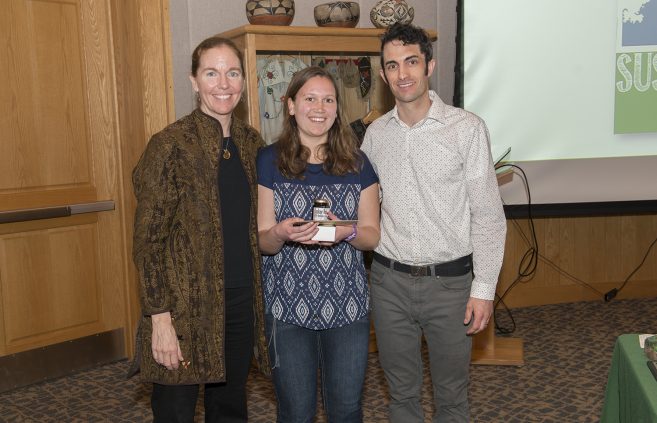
[1,297,655,422]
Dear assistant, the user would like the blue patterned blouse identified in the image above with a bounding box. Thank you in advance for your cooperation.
[257,144,378,330]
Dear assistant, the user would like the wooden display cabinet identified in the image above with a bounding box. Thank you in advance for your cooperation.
[217,25,522,365]
[217,24,436,130]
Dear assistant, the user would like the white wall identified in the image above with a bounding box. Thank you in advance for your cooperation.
[169,0,456,118]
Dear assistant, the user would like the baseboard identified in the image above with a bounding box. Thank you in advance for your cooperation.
[0,329,126,393]
[499,279,657,308]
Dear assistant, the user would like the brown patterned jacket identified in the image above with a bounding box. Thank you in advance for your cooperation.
[130,109,270,384]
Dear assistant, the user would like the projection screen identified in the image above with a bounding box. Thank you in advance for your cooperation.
[463,0,657,208]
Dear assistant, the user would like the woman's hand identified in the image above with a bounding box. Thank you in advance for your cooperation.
[337,183,380,250]
[274,218,319,245]
[318,211,351,246]
[151,312,184,370]
[260,185,319,253]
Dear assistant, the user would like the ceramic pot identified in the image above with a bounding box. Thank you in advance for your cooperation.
[314,2,360,28]
[370,0,414,29]
[246,0,295,26]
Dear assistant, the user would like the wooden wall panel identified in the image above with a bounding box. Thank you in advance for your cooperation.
[0,0,128,359]
[0,219,101,354]
[0,0,173,364]
[0,0,90,192]
[499,214,657,308]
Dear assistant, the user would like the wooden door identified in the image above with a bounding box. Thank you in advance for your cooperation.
[0,0,127,357]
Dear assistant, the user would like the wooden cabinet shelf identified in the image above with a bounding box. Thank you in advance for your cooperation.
[217,24,437,131]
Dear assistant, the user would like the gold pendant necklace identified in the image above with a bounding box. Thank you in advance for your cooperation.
[222,137,231,160]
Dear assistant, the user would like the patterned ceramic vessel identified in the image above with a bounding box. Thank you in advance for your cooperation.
[370,0,414,29]
[246,0,295,26]
[314,2,360,28]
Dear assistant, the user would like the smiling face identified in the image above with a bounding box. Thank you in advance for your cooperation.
[287,75,338,147]
[381,39,435,107]
[189,45,244,129]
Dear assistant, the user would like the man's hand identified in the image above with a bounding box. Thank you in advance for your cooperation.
[464,297,493,335]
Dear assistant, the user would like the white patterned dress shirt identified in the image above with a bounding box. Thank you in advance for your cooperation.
[361,91,506,300]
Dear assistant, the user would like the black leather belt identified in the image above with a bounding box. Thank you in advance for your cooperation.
[373,252,472,277]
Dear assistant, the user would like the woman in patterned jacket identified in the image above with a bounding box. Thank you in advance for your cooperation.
[131,36,269,422]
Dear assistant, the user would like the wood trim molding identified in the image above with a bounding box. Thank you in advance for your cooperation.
[218,24,436,40]
[110,0,174,357]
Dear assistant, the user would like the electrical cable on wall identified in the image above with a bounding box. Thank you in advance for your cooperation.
[493,163,657,334]
[494,164,538,334]
[604,235,657,302]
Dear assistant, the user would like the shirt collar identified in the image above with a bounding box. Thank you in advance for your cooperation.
[382,90,447,128]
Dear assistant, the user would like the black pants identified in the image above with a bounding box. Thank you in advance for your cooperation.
[151,286,254,423]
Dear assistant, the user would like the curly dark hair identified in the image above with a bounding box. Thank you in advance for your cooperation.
[380,22,434,76]
[276,66,361,179]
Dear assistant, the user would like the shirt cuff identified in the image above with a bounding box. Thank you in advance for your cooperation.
[469,278,497,301]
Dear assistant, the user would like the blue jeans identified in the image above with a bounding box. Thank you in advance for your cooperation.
[265,314,370,423]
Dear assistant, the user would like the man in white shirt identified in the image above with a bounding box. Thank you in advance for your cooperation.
[361,23,507,422]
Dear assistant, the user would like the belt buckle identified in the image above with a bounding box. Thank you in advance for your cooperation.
[409,265,427,277]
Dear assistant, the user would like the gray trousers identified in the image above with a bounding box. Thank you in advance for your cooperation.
[370,260,473,423]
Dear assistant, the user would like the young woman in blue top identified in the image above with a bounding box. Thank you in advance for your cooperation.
[257,66,380,423]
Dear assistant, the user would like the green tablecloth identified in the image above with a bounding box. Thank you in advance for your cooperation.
[601,334,657,423]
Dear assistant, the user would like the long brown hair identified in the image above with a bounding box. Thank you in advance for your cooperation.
[276,66,361,179]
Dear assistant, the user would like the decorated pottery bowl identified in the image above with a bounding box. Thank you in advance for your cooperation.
[314,2,360,28]
[370,0,414,29]
[246,0,295,26]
